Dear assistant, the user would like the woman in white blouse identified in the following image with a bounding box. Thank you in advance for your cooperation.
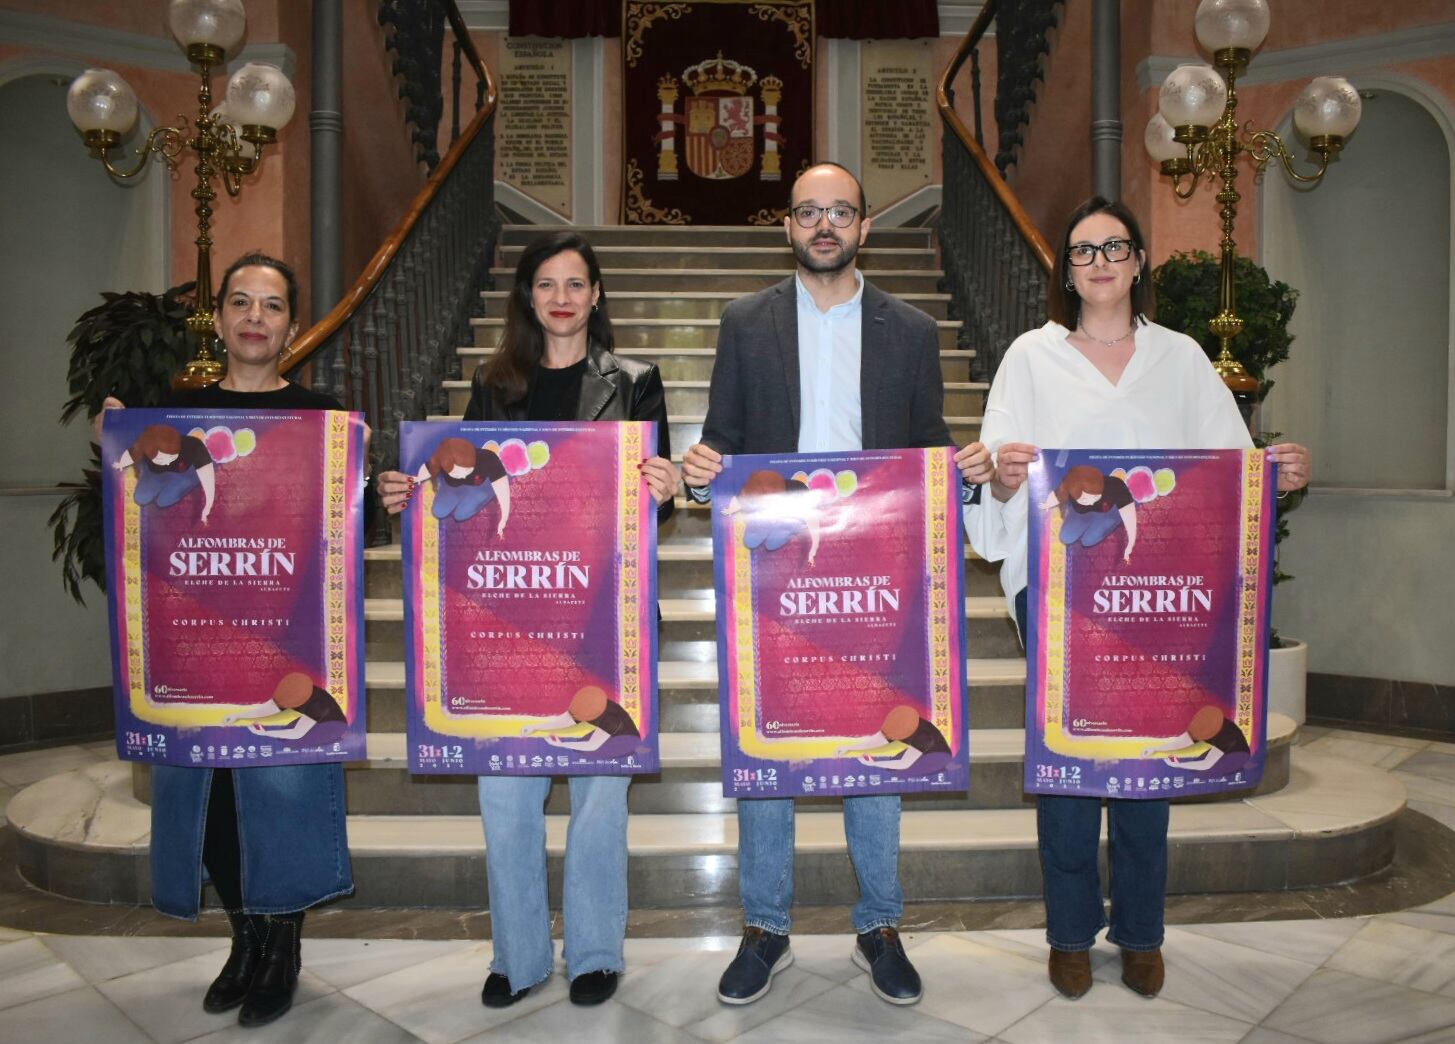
[968,197,1311,1002]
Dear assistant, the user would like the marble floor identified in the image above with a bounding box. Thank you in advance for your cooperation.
[2,725,1454,1043]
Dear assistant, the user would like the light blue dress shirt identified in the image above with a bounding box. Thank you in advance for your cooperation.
[794,271,864,453]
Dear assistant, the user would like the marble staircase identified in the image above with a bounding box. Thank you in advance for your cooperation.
[8,223,1405,910]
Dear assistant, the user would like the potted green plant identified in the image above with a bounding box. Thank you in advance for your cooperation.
[50,283,197,603]
[1153,251,1309,722]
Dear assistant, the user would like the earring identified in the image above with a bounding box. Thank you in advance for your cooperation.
[1064,279,1075,292]
[592,302,598,313]
[1133,272,1141,284]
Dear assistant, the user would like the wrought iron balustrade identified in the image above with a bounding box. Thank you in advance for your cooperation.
[281,0,499,476]
[937,0,1054,382]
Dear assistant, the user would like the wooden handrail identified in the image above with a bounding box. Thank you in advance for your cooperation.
[282,6,497,375]
[935,0,1055,275]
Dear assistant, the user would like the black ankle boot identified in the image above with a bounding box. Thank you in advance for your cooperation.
[202,909,266,1013]
[237,912,303,1027]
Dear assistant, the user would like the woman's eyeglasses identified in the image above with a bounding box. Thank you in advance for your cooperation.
[1066,239,1133,266]
[790,204,859,228]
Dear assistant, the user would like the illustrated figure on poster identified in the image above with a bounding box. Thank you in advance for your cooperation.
[1142,705,1250,774]
[834,705,952,774]
[1043,464,1137,561]
[521,685,642,758]
[721,466,860,565]
[113,424,217,523]
[722,469,823,562]
[417,436,512,529]
[222,672,349,744]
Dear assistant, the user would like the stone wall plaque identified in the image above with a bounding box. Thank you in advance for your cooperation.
[499,36,572,218]
[861,39,935,213]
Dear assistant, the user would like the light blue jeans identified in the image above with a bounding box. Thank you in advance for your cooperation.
[478,774,630,990]
[737,794,903,935]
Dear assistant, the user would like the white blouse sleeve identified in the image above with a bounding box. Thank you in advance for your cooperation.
[964,333,1037,563]
[1192,344,1257,450]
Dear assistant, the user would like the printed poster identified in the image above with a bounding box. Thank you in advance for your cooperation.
[1026,449,1274,798]
[713,449,969,799]
[102,408,367,767]
[401,421,658,775]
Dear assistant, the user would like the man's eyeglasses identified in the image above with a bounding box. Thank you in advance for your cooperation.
[1066,238,1133,266]
[790,204,859,228]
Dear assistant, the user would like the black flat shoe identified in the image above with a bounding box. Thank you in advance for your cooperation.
[481,972,531,1008]
[569,970,618,1006]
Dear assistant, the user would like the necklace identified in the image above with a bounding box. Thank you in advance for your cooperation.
[1077,324,1135,347]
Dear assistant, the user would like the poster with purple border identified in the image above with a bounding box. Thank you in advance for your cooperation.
[102,408,367,768]
[1025,449,1274,799]
[400,421,658,775]
[712,449,968,799]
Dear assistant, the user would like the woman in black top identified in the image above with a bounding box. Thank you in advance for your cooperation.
[100,253,353,1029]
[380,231,679,1009]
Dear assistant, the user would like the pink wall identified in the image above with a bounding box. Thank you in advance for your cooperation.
[1004,2,1094,245]
[4,1,430,324]
[1130,0,1455,264]
[338,3,426,315]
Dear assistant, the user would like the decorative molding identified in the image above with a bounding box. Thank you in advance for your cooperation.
[939,4,989,38]
[495,180,572,224]
[1137,21,1455,91]
[826,38,860,170]
[461,2,985,37]
[457,0,510,32]
[1306,486,1453,500]
[869,184,942,227]
[571,36,603,224]
[0,9,296,79]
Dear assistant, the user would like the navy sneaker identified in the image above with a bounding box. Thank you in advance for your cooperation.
[717,927,793,1005]
[853,927,922,1005]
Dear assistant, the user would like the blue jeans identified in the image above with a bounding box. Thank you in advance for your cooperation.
[1015,588,1168,952]
[737,794,903,935]
[478,774,629,990]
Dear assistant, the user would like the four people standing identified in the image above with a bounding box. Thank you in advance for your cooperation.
[109,178,1305,1021]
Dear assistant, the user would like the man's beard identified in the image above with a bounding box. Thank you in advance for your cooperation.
[792,230,859,274]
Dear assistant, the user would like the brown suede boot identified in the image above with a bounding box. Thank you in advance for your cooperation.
[1048,948,1092,999]
[1120,947,1164,997]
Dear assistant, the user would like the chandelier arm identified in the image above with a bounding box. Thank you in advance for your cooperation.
[1247,129,1331,184]
[98,123,186,179]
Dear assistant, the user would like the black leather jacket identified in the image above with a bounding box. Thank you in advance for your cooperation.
[464,341,673,522]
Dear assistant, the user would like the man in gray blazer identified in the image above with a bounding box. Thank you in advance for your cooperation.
[683,162,993,1008]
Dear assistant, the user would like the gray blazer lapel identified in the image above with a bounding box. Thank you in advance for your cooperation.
[770,280,801,437]
[578,342,618,420]
[860,282,887,449]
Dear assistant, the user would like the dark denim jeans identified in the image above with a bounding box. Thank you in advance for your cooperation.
[1016,588,1169,953]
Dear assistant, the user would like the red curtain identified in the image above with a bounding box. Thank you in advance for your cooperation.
[817,0,938,39]
[507,1,937,40]
[508,0,620,39]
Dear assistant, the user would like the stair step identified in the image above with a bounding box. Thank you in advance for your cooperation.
[483,290,953,319]
[498,223,935,249]
[470,316,964,350]
[361,656,1029,691]
[8,749,1403,907]
[498,244,939,271]
[456,346,977,383]
[488,268,949,294]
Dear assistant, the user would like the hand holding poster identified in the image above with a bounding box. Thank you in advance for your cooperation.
[713,449,968,799]
[1025,449,1274,798]
[102,408,367,767]
[401,421,658,775]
